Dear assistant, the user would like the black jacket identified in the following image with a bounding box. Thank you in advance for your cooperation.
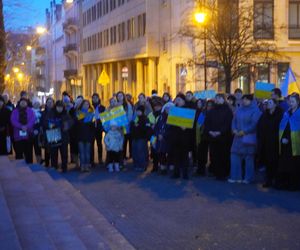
[131,115,152,140]
[204,103,233,142]
[257,106,283,163]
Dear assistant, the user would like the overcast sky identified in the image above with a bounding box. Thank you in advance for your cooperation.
[4,0,50,31]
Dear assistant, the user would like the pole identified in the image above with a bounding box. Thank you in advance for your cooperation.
[204,27,207,90]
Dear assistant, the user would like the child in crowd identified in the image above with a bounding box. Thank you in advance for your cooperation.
[104,120,124,172]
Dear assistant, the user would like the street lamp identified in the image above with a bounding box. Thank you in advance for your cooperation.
[26,45,32,51]
[13,67,20,73]
[36,26,47,35]
[195,11,208,90]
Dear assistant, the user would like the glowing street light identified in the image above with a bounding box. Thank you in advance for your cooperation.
[26,45,32,51]
[195,12,207,24]
[17,73,24,81]
[5,74,10,81]
[13,67,20,73]
[66,0,74,3]
[195,11,208,90]
[36,26,47,35]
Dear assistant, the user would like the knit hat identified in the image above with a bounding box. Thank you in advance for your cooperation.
[161,102,175,113]
[110,120,118,127]
[136,105,145,113]
[176,93,186,101]
[32,97,41,105]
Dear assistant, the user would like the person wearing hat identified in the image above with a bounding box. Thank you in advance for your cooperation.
[10,98,36,163]
[167,93,191,179]
[131,105,152,171]
[104,120,124,172]
[0,95,11,155]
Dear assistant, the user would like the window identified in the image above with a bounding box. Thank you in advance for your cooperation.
[289,0,300,39]
[87,9,91,24]
[127,17,135,40]
[92,5,97,21]
[110,26,117,45]
[97,1,102,19]
[254,0,274,39]
[98,32,103,48]
[137,13,146,37]
[110,0,116,11]
[218,0,239,39]
[256,63,270,83]
[277,63,290,86]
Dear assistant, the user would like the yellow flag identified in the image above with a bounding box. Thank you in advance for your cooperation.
[98,69,110,86]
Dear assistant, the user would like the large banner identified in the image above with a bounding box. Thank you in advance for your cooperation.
[99,106,129,131]
[255,82,275,99]
[167,107,196,129]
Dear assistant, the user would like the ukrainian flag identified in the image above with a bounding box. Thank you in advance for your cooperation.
[255,82,275,99]
[167,107,196,129]
[281,67,300,97]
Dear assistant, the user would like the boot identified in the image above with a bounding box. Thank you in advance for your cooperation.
[108,163,114,173]
[114,163,120,172]
[160,165,167,175]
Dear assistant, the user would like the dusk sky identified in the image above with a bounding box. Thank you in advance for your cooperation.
[4,0,50,31]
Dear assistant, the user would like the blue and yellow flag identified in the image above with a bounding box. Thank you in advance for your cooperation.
[255,82,275,99]
[100,106,129,132]
[167,107,196,129]
[281,67,300,97]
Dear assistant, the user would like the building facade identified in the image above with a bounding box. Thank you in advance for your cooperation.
[40,0,300,100]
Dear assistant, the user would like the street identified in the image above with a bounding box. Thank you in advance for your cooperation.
[63,165,300,250]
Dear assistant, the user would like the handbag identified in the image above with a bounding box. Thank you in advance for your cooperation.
[6,136,11,153]
[242,133,257,146]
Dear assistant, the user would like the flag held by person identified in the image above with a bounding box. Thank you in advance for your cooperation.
[167,107,196,129]
[281,67,300,97]
[255,82,275,99]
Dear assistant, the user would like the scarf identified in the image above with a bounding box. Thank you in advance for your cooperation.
[18,107,28,125]
[279,108,300,156]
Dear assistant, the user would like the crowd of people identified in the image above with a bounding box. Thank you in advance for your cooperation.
[0,87,300,191]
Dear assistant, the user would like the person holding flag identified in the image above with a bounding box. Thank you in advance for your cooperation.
[281,67,300,97]
[76,100,95,172]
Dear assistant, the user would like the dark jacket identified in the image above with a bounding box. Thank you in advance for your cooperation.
[42,109,73,145]
[204,103,233,142]
[257,106,283,163]
[0,106,11,155]
[93,103,106,131]
[131,115,152,140]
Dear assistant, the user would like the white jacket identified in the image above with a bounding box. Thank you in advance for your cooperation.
[104,130,124,152]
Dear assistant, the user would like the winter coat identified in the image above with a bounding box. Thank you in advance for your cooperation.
[257,106,283,164]
[10,107,35,141]
[76,110,95,143]
[42,109,73,145]
[153,112,169,153]
[104,129,124,152]
[231,101,262,155]
[130,115,152,140]
[0,106,11,155]
[204,104,233,143]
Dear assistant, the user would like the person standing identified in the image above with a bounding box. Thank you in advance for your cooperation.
[167,93,191,179]
[257,98,283,188]
[131,105,152,171]
[45,101,73,172]
[10,98,35,163]
[41,97,55,167]
[229,95,262,184]
[32,97,43,164]
[116,91,133,160]
[204,94,233,180]
[76,100,95,172]
[276,94,300,191]
[0,96,11,155]
[104,121,124,172]
[91,93,106,166]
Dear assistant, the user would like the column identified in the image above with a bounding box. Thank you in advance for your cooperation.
[147,58,155,96]
[136,60,143,98]
[109,62,114,98]
[117,62,123,93]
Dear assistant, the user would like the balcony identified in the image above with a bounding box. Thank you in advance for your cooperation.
[36,74,45,80]
[63,43,78,57]
[64,69,78,79]
[63,18,79,33]
[36,60,45,67]
[35,47,46,55]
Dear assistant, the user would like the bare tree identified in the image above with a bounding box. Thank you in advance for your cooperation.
[181,0,280,93]
[0,0,6,93]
